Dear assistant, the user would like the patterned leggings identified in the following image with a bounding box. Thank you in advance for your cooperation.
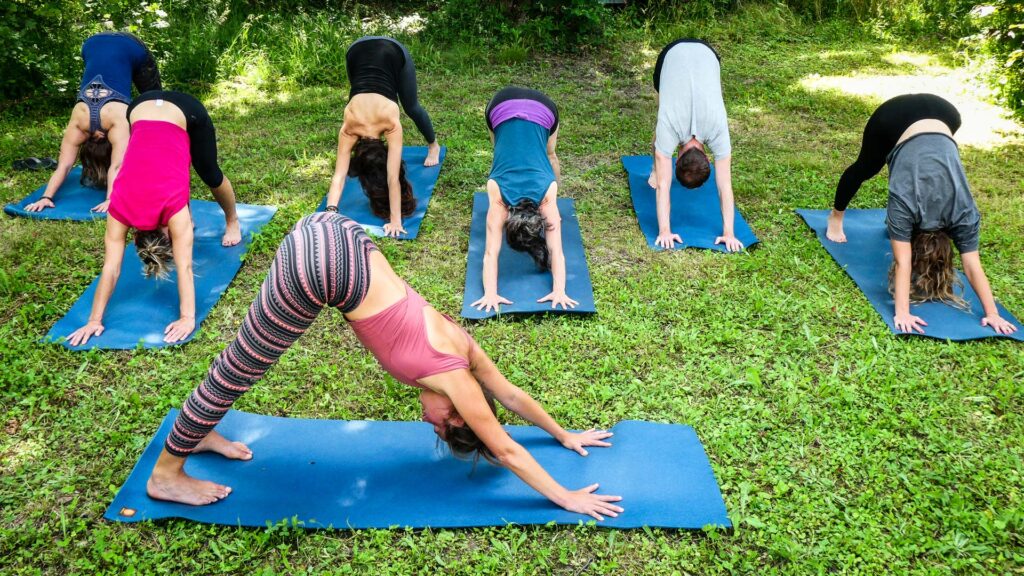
[165,213,377,457]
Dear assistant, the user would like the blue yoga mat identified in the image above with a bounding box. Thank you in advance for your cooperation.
[797,208,1023,341]
[105,409,731,530]
[4,166,107,221]
[621,156,759,252]
[46,201,277,350]
[316,146,446,240]
[461,192,596,319]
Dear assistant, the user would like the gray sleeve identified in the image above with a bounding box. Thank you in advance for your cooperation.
[885,199,915,243]
[654,114,681,157]
[949,212,981,254]
[707,119,731,159]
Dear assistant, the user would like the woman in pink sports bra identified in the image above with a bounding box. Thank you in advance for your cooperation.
[66,91,240,347]
[145,213,624,522]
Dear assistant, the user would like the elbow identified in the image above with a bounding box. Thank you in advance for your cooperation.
[494,443,527,469]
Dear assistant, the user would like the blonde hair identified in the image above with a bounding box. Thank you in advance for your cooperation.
[134,229,174,280]
[888,230,967,309]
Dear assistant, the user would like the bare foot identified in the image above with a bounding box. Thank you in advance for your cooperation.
[147,468,232,505]
[424,142,441,167]
[826,211,847,243]
[222,218,241,247]
[195,430,253,461]
[647,171,657,189]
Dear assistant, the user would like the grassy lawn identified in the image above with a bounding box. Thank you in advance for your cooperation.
[2,7,1022,575]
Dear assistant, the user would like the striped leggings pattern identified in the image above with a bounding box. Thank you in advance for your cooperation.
[165,213,376,457]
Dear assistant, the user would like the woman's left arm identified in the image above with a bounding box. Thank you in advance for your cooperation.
[384,123,406,237]
[537,185,578,310]
[962,251,1019,334]
[713,155,743,252]
[165,211,196,342]
[468,340,612,455]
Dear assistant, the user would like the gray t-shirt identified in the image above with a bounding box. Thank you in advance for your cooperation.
[886,133,980,253]
[655,42,731,159]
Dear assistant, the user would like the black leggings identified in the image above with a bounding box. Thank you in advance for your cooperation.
[128,90,224,188]
[347,37,436,144]
[834,93,961,210]
[653,38,721,92]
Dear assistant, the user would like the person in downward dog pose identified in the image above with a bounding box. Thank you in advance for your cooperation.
[827,93,1016,335]
[27,32,162,213]
[146,212,624,521]
[325,36,442,236]
[66,91,241,346]
[471,86,576,314]
[648,39,743,251]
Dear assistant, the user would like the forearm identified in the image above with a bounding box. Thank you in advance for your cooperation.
[963,260,999,316]
[655,184,672,233]
[43,164,73,199]
[177,266,196,320]
[388,179,402,223]
[482,252,499,296]
[504,392,568,443]
[89,266,120,322]
[550,251,567,294]
[719,192,735,236]
[500,444,571,508]
[326,174,345,208]
[893,260,912,315]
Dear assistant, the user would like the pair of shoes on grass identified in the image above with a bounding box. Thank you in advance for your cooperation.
[12,157,57,171]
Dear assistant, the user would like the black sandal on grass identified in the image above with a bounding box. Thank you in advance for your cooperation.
[12,157,57,171]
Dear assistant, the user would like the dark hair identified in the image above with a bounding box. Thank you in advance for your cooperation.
[442,393,499,466]
[504,199,551,270]
[134,229,174,280]
[888,229,967,309]
[349,137,416,219]
[676,147,710,189]
[80,135,112,189]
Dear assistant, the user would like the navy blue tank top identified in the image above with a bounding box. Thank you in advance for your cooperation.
[78,33,149,132]
[489,119,555,207]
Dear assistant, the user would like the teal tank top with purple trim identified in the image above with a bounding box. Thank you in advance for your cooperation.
[489,118,555,207]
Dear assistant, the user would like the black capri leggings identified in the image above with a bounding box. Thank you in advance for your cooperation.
[833,93,961,211]
[484,86,559,133]
[347,37,436,144]
[128,90,225,188]
[653,38,721,92]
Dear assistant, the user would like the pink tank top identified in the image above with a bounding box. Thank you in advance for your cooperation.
[108,120,191,230]
[349,283,471,388]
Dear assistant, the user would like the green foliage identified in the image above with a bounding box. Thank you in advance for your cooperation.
[972,1,1024,116]
[423,0,613,53]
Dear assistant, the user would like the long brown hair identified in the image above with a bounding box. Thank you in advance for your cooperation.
[80,136,112,189]
[888,230,967,309]
[349,137,416,219]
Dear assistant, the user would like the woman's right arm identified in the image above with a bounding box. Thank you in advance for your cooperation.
[891,239,927,334]
[471,184,512,313]
[66,217,128,346]
[436,370,623,521]
[326,126,357,210]
[26,118,87,212]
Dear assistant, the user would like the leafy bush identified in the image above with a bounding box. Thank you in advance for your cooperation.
[972,1,1024,115]
[423,0,612,53]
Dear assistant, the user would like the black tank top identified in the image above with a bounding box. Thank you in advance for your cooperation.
[346,39,405,102]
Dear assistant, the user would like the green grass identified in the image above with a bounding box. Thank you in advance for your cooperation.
[2,6,1023,575]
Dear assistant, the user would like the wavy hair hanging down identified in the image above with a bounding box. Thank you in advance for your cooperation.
[888,230,968,310]
[504,199,551,270]
[349,137,416,219]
